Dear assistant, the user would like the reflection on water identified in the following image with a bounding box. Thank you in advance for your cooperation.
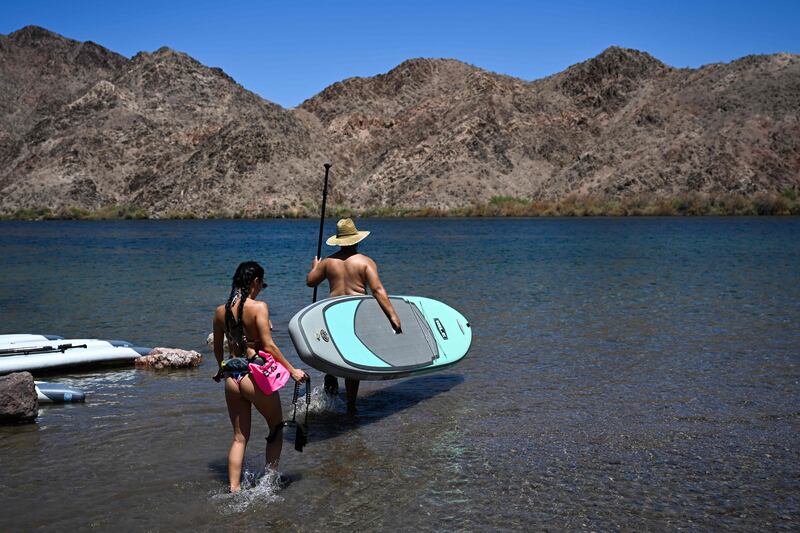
[1,218,799,530]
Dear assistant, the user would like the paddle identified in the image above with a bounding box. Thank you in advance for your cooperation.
[0,343,88,357]
[266,375,312,452]
[312,163,332,303]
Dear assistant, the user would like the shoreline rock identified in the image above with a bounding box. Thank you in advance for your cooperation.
[135,347,202,369]
[206,333,231,354]
[0,372,38,424]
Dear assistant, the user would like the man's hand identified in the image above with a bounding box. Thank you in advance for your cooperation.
[391,316,402,334]
[306,256,324,288]
[291,368,307,382]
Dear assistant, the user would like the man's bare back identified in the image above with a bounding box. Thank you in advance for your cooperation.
[306,246,401,331]
[324,250,375,297]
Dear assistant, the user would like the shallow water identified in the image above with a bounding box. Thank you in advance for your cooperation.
[1,218,799,531]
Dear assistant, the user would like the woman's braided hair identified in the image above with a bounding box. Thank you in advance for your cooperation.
[224,261,265,356]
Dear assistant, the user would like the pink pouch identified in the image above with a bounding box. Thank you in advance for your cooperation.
[249,351,290,395]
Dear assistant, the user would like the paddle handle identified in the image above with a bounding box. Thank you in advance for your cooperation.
[312,163,331,303]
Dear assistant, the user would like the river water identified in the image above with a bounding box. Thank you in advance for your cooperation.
[0,218,798,531]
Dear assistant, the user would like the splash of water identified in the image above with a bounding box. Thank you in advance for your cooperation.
[210,465,286,513]
[307,385,345,413]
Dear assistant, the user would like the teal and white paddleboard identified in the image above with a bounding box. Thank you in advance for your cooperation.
[288,295,471,381]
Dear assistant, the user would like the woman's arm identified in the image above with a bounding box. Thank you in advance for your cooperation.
[212,306,226,381]
[306,256,326,287]
[254,301,306,382]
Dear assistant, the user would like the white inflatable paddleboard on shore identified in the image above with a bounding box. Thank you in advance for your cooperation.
[0,337,151,374]
[0,334,64,348]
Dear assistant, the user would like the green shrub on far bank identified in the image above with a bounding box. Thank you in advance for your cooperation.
[88,204,149,220]
[64,207,92,219]
[448,191,800,218]
[1,191,798,220]
[1,204,148,220]
[489,195,530,205]
[6,207,54,220]
[162,210,196,219]
[752,193,792,216]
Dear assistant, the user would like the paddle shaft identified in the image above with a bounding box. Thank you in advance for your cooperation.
[312,163,332,303]
[0,343,88,357]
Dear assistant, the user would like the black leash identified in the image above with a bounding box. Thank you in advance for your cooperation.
[266,375,311,452]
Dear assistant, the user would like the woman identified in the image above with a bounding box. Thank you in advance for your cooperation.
[212,261,306,492]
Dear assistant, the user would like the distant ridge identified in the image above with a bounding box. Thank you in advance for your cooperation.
[1,25,798,217]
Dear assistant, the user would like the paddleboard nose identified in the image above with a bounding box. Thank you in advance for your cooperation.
[131,346,153,356]
[107,340,152,355]
[107,340,133,347]
[106,340,153,355]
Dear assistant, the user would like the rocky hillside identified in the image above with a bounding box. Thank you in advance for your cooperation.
[1,26,798,216]
[301,48,800,208]
[0,26,328,216]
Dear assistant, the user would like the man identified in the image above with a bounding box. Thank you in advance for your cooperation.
[306,218,402,412]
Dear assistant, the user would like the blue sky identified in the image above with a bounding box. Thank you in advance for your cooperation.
[2,1,798,108]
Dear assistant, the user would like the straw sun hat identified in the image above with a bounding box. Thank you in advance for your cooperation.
[326,218,370,246]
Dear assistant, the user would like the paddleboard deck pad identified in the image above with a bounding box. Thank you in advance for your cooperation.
[289,295,471,381]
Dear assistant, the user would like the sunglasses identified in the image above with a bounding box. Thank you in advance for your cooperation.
[261,282,268,289]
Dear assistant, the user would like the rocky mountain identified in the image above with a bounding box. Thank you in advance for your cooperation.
[0,26,327,215]
[1,26,798,216]
[301,48,799,208]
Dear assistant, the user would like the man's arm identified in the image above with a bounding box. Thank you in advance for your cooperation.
[365,260,402,333]
[306,256,326,287]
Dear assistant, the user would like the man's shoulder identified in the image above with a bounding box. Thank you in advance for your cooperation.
[345,253,374,265]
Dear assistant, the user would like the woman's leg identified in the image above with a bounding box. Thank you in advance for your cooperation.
[239,376,284,469]
[225,377,251,492]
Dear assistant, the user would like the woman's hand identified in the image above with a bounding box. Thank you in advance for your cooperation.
[311,256,320,270]
[291,368,307,382]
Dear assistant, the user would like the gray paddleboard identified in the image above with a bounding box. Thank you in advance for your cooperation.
[289,295,471,381]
